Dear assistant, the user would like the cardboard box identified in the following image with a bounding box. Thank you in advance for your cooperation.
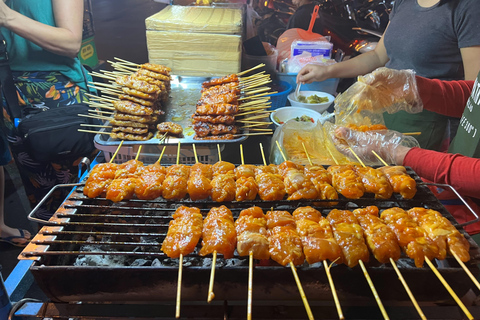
[145,5,243,76]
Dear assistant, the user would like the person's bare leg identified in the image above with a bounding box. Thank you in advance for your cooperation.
[0,166,31,244]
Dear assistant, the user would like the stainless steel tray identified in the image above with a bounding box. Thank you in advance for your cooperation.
[94,75,248,146]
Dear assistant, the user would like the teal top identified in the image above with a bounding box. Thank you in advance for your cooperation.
[1,0,88,89]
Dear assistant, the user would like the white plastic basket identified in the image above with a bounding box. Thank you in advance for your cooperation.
[94,142,221,165]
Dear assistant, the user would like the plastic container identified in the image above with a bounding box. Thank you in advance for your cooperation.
[242,51,278,76]
[287,90,334,113]
[291,40,333,59]
[267,80,293,110]
[277,72,339,96]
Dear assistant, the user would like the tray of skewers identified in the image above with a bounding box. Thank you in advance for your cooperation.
[83,59,275,145]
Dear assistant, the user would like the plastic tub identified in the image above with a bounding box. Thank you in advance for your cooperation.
[277,72,339,96]
[267,80,293,110]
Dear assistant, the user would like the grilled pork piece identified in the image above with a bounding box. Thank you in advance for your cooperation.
[354,166,393,199]
[112,100,154,116]
[83,163,118,198]
[254,165,286,201]
[235,206,270,259]
[381,207,441,267]
[162,164,190,200]
[378,166,417,199]
[192,115,236,125]
[116,75,160,94]
[407,207,470,262]
[202,74,238,88]
[199,205,237,259]
[352,206,401,264]
[234,165,258,201]
[327,209,370,268]
[303,165,338,206]
[134,162,166,200]
[293,206,344,264]
[195,103,239,116]
[327,165,365,199]
[187,163,213,201]
[266,210,305,266]
[140,63,171,76]
[161,206,203,259]
[278,161,318,201]
[110,131,154,141]
[157,122,183,136]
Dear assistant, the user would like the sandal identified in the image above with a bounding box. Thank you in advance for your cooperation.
[0,228,32,247]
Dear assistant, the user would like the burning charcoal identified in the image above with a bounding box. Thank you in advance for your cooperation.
[152,258,162,266]
[131,259,150,266]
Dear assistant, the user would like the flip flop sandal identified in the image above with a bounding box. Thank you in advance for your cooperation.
[0,228,31,247]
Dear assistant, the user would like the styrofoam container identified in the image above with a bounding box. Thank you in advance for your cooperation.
[270,106,322,127]
[277,72,339,96]
[287,90,334,113]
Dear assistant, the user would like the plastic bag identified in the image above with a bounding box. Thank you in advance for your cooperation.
[331,125,420,166]
[291,40,333,59]
[286,52,336,73]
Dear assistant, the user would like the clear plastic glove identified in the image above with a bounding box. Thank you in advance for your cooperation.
[332,126,420,165]
[335,67,423,115]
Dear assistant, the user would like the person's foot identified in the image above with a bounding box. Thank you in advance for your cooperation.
[0,226,32,247]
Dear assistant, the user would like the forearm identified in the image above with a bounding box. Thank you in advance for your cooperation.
[403,147,480,199]
[416,76,474,118]
[2,1,83,58]
[325,50,386,79]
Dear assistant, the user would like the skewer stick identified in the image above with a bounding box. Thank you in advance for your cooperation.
[238,91,277,101]
[389,258,426,320]
[359,260,389,320]
[290,263,314,320]
[247,251,253,320]
[109,140,124,163]
[247,128,273,132]
[193,144,199,164]
[259,143,267,166]
[324,260,344,320]
[372,151,389,166]
[302,143,313,166]
[78,113,111,121]
[158,145,166,163]
[235,132,273,137]
[89,71,116,81]
[424,257,474,319]
[239,98,270,107]
[86,93,116,103]
[242,122,274,128]
[176,254,183,318]
[114,57,139,66]
[452,251,480,291]
[80,123,111,128]
[238,63,266,76]
[78,129,110,135]
[240,144,245,165]
[176,141,181,165]
[207,251,217,303]
[135,146,142,161]
[326,147,339,165]
[89,110,113,116]
[303,143,345,319]
[403,132,422,136]
[275,140,287,162]
[238,110,273,117]
[240,70,266,80]
[348,147,365,167]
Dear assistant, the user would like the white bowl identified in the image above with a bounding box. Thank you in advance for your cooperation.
[270,107,322,127]
[287,90,334,113]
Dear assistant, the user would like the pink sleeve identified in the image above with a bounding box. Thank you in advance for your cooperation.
[403,147,480,199]
[416,76,474,118]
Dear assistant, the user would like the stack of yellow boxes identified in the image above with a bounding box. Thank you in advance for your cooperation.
[145,5,243,77]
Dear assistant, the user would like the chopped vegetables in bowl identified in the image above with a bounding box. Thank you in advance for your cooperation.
[270,107,323,127]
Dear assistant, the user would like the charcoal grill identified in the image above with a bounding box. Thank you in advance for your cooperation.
[15,166,480,319]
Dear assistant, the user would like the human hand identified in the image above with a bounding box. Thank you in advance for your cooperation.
[296,64,330,84]
[332,126,418,165]
[354,67,423,114]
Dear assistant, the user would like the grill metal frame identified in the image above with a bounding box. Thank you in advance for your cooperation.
[18,166,480,305]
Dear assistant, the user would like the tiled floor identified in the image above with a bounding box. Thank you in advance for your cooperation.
[0,0,167,279]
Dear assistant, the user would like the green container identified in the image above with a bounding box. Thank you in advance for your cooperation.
[78,36,99,68]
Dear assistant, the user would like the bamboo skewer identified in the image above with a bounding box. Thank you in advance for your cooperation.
[238,63,266,76]
[425,257,474,319]
[176,254,183,318]
[271,142,314,320]
[78,129,109,135]
[370,150,474,319]
[235,132,273,137]
[238,91,276,101]
[80,123,111,128]
[452,251,480,291]
[302,143,344,320]
[358,260,389,320]
[135,145,142,160]
[109,140,124,163]
[348,147,424,319]
[242,122,273,128]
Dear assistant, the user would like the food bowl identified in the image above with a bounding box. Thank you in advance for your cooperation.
[287,90,334,113]
[270,106,322,127]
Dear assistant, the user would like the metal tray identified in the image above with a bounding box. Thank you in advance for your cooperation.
[94,75,248,146]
